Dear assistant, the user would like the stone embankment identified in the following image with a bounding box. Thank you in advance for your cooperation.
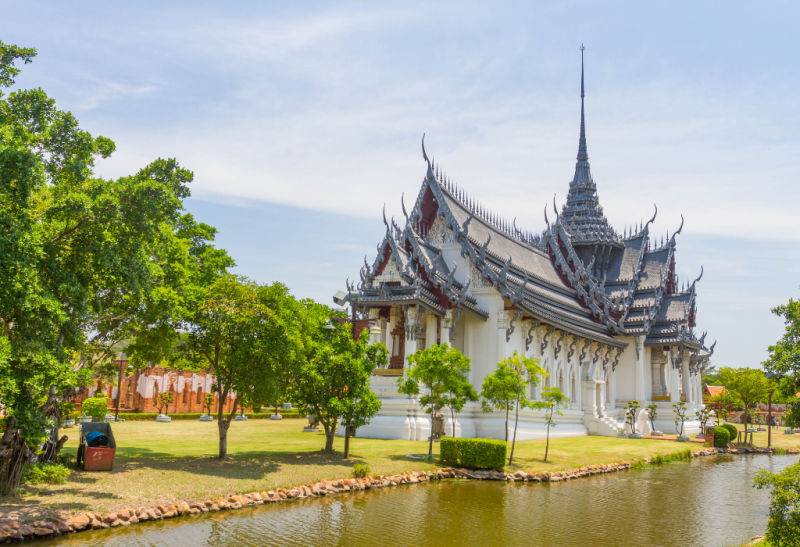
[1,446,797,543]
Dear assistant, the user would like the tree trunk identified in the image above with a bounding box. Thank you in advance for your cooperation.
[451,408,456,438]
[509,391,520,465]
[0,428,34,495]
[504,402,509,442]
[544,411,552,462]
[428,406,435,457]
[344,427,351,459]
[322,420,336,454]
[217,389,238,460]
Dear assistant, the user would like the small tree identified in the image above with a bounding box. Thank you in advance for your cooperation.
[710,390,735,425]
[156,392,174,416]
[697,407,714,432]
[202,393,215,417]
[625,400,641,434]
[480,351,546,443]
[673,401,688,437]
[442,372,478,440]
[398,343,472,458]
[720,367,774,434]
[292,301,386,457]
[340,343,387,459]
[646,403,659,433]
[531,387,568,462]
[754,460,800,547]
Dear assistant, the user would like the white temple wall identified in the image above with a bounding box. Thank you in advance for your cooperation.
[613,336,638,403]
[467,289,503,392]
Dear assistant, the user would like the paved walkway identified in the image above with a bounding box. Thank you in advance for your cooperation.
[642,435,705,443]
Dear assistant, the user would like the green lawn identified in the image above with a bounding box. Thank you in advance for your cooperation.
[1,418,795,525]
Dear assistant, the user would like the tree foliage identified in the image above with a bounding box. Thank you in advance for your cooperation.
[763,299,800,428]
[530,387,568,462]
[291,302,385,456]
[481,351,546,464]
[720,367,775,434]
[0,39,230,492]
[397,344,472,458]
[181,275,301,459]
[754,460,800,547]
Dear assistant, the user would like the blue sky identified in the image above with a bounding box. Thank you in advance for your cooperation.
[3,1,798,370]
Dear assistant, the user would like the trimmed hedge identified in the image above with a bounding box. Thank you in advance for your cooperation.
[116,411,303,421]
[440,438,507,471]
[713,426,730,448]
[722,424,738,442]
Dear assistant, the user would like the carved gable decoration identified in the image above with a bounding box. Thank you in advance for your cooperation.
[470,259,493,290]
[376,258,404,282]
[651,347,667,365]
[428,215,456,245]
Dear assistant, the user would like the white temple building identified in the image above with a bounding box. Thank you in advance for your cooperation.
[341,50,715,441]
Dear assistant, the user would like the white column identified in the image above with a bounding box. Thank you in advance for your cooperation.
[634,337,645,401]
[669,349,680,403]
[440,310,452,346]
[608,368,617,410]
[497,310,508,365]
[681,359,691,404]
[425,313,438,348]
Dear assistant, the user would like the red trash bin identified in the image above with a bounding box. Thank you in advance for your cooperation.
[77,422,117,471]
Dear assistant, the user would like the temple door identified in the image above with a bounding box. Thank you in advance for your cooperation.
[389,320,406,369]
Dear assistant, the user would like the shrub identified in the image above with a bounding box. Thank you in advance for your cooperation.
[754,460,800,547]
[440,438,507,471]
[22,462,71,486]
[722,424,738,442]
[713,426,730,448]
[353,463,370,478]
[81,395,109,422]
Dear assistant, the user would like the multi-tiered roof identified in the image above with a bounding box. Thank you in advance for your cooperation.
[352,49,714,363]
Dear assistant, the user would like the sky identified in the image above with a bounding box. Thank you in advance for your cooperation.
[2,1,798,370]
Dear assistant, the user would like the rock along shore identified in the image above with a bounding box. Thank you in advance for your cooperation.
[1,445,796,543]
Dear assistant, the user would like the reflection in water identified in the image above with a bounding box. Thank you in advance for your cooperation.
[41,455,796,547]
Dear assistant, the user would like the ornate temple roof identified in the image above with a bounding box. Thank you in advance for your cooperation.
[350,47,713,359]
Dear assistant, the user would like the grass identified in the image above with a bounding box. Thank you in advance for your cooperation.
[724,422,800,451]
[1,419,796,524]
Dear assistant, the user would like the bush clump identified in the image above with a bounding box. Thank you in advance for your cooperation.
[81,395,109,422]
[352,463,370,478]
[22,462,71,486]
[440,438,507,471]
[722,424,738,443]
[713,426,730,447]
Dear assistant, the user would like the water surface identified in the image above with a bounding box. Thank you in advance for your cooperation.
[42,454,796,547]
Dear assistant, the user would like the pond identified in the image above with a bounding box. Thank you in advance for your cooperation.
[41,454,796,547]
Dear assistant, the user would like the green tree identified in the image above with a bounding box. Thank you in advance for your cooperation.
[397,344,472,458]
[156,392,174,417]
[764,299,800,428]
[754,460,800,546]
[0,40,231,492]
[673,401,689,437]
[182,276,301,459]
[646,403,659,433]
[291,301,385,457]
[531,387,568,463]
[202,393,215,417]
[720,367,774,435]
[480,351,546,462]
[624,400,641,434]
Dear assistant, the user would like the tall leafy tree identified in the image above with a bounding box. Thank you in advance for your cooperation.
[720,367,774,435]
[763,299,800,428]
[0,40,230,492]
[291,301,385,456]
[481,351,546,451]
[397,344,473,458]
[182,275,301,460]
[530,387,568,463]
